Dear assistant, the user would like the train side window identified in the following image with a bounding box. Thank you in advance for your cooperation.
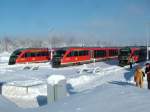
[79,51,83,56]
[31,52,36,57]
[85,51,89,55]
[67,51,73,57]
[74,51,78,56]
[109,50,118,56]
[41,52,45,56]
[79,50,88,56]
[24,53,31,57]
[44,52,47,56]
[116,50,118,55]
[101,50,106,57]
[134,51,139,55]
[94,50,97,58]
[94,50,96,58]
[34,52,38,57]
[94,50,106,58]
[21,53,25,58]
[40,52,47,56]
[109,50,112,56]
[40,52,43,56]
[45,52,49,56]
[37,52,41,56]
[67,51,79,57]
[24,53,27,57]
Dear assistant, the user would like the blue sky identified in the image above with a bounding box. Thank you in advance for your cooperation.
[0,0,150,44]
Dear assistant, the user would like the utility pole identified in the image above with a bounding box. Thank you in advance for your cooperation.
[146,24,149,61]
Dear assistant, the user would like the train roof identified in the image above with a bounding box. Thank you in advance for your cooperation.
[121,46,146,48]
[55,46,120,50]
[120,46,146,49]
[14,48,49,52]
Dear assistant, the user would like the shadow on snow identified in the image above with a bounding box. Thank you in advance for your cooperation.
[36,83,77,107]
[108,81,135,87]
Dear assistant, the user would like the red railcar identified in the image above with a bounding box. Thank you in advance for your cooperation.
[8,48,51,65]
[118,47,147,66]
[51,47,119,67]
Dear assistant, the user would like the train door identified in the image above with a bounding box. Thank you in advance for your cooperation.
[77,50,90,63]
[132,50,139,62]
[90,50,94,61]
[69,50,78,63]
[139,48,147,61]
[22,52,35,63]
[19,52,29,63]
[50,50,53,60]
[34,51,42,62]
[24,52,32,63]
[42,51,50,61]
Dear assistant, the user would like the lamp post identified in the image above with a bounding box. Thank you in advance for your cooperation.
[146,24,149,61]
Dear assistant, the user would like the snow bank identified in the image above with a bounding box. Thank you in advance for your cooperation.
[68,75,94,87]
[47,75,66,85]
[2,80,46,97]
[0,52,10,63]
[7,80,44,87]
[2,82,47,108]
[67,65,124,91]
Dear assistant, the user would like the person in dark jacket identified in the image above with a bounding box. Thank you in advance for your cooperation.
[145,63,150,89]
[128,56,134,69]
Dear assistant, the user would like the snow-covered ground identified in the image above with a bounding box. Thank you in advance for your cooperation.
[32,83,150,112]
[0,95,21,112]
[0,52,150,112]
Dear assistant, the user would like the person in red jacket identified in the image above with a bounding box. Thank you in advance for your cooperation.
[145,63,150,89]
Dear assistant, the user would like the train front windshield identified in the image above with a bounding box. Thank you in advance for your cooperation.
[119,48,131,66]
[120,50,130,56]
[53,50,66,58]
[8,49,22,65]
[52,49,66,67]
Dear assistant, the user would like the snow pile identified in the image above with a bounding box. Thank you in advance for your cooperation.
[7,80,44,87]
[47,75,66,85]
[68,75,95,87]
[2,80,46,98]
[67,65,125,92]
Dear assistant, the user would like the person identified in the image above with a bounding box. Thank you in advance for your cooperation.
[128,56,134,69]
[145,63,150,89]
[134,65,144,88]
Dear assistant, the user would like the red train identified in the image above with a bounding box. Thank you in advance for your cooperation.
[8,48,52,65]
[8,46,147,67]
[51,47,119,67]
[118,47,147,66]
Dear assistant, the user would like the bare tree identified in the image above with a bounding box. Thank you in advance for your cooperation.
[3,37,14,51]
[50,36,65,48]
[67,37,75,46]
